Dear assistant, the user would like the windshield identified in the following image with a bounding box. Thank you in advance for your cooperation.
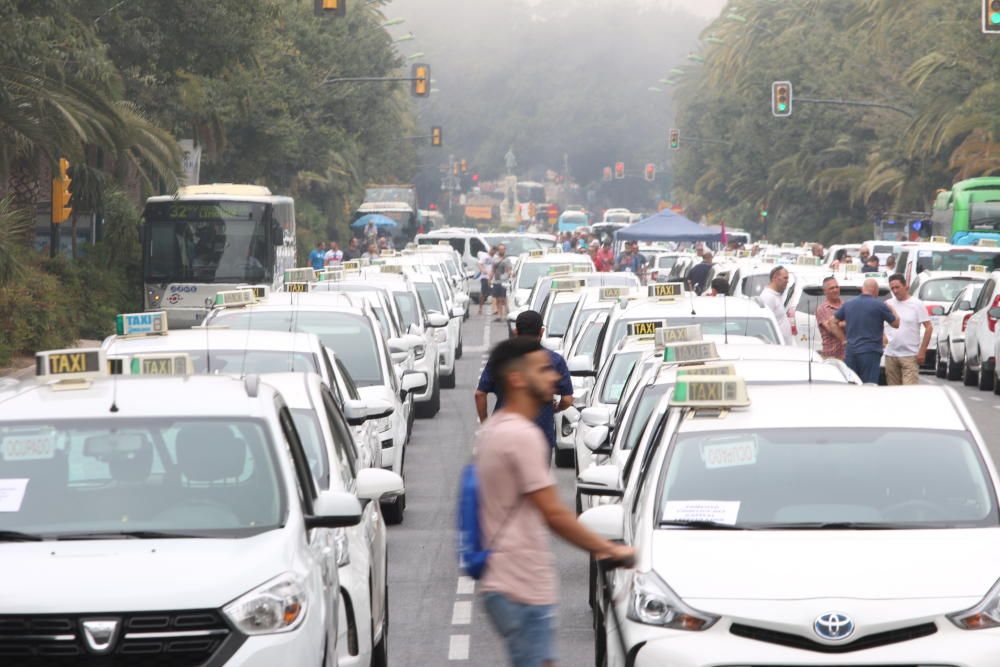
[657,256,679,269]
[485,235,543,256]
[290,409,330,490]
[916,249,1000,273]
[659,429,996,528]
[546,302,577,337]
[415,282,443,313]
[210,310,384,386]
[796,287,890,314]
[600,351,642,403]
[144,201,271,284]
[918,278,982,303]
[609,317,780,349]
[518,262,589,289]
[0,419,284,537]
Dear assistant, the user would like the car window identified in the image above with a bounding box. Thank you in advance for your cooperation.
[600,352,642,403]
[321,388,358,485]
[289,408,331,491]
[470,237,486,256]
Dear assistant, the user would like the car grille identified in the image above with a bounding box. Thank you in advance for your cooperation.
[729,621,937,654]
[0,609,245,666]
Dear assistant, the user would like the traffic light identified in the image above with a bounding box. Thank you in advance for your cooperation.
[51,157,72,224]
[460,159,468,174]
[314,0,346,17]
[602,166,612,182]
[472,173,479,183]
[614,162,625,180]
[431,126,442,147]
[452,162,459,176]
[985,0,1000,33]
[644,163,656,182]
[669,129,680,150]
[772,81,793,117]
[411,63,430,98]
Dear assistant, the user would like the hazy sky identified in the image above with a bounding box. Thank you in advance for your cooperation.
[393,0,729,20]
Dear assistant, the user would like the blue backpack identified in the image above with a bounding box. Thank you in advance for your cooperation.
[457,463,489,579]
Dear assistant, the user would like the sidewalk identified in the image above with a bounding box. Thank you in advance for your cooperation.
[0,339,101,380]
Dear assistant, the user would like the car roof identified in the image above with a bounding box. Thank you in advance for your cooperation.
[212,295,366,315]
[103,329,322,355]
[519,253,592,264]
[619,296,771,318]
[0,375,277,421]
[260,372,322,410]
[653,359,853,386]
[678,384,966,433]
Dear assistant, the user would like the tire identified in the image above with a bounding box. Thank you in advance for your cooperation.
[963,357,979,387]
[371,580,389,667]
[381,493,405,525]
[946,344,963,382]
[994,368,1000,396]
[593,597,607,667]
[441,367,456,389]
[979,362,995,392]
[935,343,947,378]
[554,447,575,469]
[456,339,463,359]
[415,377,440,418]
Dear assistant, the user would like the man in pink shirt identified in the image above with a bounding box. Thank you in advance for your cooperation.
[476,337,633,666]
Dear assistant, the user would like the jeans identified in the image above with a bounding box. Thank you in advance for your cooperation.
[845,350,883,384]
[482,592,557,667]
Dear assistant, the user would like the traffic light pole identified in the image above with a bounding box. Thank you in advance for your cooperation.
[677,136,734,147]
[323,76,423,84]
[793,96,914,118]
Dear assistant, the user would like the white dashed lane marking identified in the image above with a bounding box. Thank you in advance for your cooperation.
[451,600,472,625]
[448,634,470,660]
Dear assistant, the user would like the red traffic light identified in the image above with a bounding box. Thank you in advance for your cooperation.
[603,167,612,182]
[429,203,437,210]
[614,162,625,179]
[644,163,656,182]
[472,173,479,183]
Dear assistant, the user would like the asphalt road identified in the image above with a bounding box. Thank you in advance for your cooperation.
[386,311,1000,666]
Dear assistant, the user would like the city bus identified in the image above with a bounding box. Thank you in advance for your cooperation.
[931,177,1000,245]
[142,184,296,328]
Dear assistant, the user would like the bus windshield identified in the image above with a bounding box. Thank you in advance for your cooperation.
[144,201,271,284]
[969,202,1000,231]
[916,249,1000,273]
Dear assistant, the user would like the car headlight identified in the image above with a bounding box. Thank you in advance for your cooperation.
[333,529,350,567]
[224,573,308,635]
[434,327,448,343]
[950,577,1000,629]
[628,570,718,631]
[414,344,426,360]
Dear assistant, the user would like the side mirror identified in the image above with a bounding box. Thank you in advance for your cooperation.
[345,398,395,426]
[567,355,595,378]
[577,464,623,498]
[390,351,409,365]
[305,491,362,529]
[450,307,465,319]
[401,370,428,393]
[581,406,611,428]
[584,425,611,454]
[388,337,412,353]
[928,305,946,317]
[427,312,449,328]
[562,405,581,424]
[403,333,425,348]
[271,220,284,246]
[356,468,405,501]
[989,307,1000,320]
[578,504,625,541]
[958,300,972,312]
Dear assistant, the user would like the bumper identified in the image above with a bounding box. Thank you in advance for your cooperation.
[224,602,328,666]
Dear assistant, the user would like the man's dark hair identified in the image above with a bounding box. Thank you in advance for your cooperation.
[888,273,906,285]
[487,337,544,386]
[769,265,786,280]
[711,277,729,294]
[514,310,544,337]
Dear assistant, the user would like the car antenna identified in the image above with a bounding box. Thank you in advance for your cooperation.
[240,296,254,380]
[723,292,729,344]
[205,317,212,374]
[807,295,814,384]
[109,363,120,413]
[689,284,697,316]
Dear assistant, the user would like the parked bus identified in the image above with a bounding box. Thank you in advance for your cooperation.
[931,177,1000,245]
[142,184,295,328]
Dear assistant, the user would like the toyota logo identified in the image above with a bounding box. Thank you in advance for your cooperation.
[814,612,855,641]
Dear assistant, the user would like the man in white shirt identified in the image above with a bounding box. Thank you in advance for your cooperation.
[759,265,794,345]
[884,273,932,385]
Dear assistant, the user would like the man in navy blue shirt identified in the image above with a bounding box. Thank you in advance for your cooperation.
[833,278,900,383]
[476,310,574,457]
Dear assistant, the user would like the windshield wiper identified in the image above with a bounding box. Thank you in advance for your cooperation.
[0,530,44,542]
[659,520,749,530]
[55,530,207,540]
[762,522,914,530]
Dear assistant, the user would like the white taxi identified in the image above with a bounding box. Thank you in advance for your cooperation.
[508,251,595,311]
[909,270,988,370]
[962,269,1000,391]
[936,281,986,381]
[582,378,1000,667]
[0,349,362,666]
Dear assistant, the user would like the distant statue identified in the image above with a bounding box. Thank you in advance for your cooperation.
[504,148,517,175]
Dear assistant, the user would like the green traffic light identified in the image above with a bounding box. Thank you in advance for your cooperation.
[992,12,1000,24]
[777,103,787,111]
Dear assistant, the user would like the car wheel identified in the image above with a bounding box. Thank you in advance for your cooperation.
[994,367,1000,396]
[456,338,463,359]
[415,377,440,418]
[935,343,947,378]
[381,493,405,525]
[963,358,979,387]
[554,447,575,469]
[946,344,963,381]
[979,361,995,391]
[371,581,389,667]
[441,368,457,389]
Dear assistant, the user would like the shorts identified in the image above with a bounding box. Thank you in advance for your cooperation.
[482,592,557,667]
[480,278,491,295]
[492,283,507,298]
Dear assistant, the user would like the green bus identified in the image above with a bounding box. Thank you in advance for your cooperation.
[931,177,1000,245]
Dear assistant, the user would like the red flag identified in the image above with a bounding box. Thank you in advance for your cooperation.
[720,219,728,245]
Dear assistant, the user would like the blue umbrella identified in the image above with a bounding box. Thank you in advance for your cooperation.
[351,213,398,230]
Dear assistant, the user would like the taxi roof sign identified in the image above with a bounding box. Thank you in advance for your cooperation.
[284,282,310,293]
[236,284,270,300]
[528,249,546,258]
[648,282,684,299]
[662,340,720,365]
[842,263,860,273]
[929,235,948,244]
[547,264,573,275]
[670,375,750,408]
[780,242,795,249]
[342,260,362,273]
[317,269,345,282]
[550,278,586,292]
[654,325,703,348]
[379,264,404,274]
[128,353,193,377]
[36,348,106,383]
[676,363,737,377]
[599,287,628,300]
[968,264,989,273]
[214,289,256,308]
[284,267,316,283]
[115,311,168,337]
[626,319,667,339]
[977,238,998,247]
[796,256,822,266]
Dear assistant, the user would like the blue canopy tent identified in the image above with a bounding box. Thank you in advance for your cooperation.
[614,210,722,243]
[350,213,398,230]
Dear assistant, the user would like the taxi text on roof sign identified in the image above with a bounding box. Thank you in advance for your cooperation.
[627,319,667,338]
[285,282,310,293]
[284,267,316,283]
[648,282,684,299]
[215,289,256,308]
[237,284,270,299]
[550,278,586,292]
[929,235,948,244]
[599,287,628,300]
[36,348,106,380]
[379,264,404,274]
[662,340,720,365]
[969,264,989,273]
[342,260,362,272]
[115,311,168,337]
[129,353,193,376]
[978,238,999,247]
[670,375,751,408]
[529,249,545,258]
[655,324,702,347]
[547,264,573,275]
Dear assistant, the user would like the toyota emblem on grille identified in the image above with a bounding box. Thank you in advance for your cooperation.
[81,618,121,654]
[814,612,855,641]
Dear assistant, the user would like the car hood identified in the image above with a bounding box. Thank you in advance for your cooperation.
[0,529,299,613]
[652,529,1000,600]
